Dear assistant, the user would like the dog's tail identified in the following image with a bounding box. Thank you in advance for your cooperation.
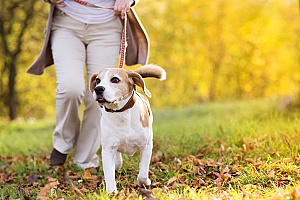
[135,64,166,80]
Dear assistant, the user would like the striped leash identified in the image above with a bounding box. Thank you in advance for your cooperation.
[72,0,127,69]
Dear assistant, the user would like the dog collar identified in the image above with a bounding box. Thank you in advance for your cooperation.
[104,92,136,113]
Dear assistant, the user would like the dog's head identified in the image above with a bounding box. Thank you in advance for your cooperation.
[90,68,151,108]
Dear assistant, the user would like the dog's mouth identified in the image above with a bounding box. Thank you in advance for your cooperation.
[95,91,133,106]
[96,97,109,104]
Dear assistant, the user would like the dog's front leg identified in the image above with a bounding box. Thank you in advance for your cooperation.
[102,149,117,194]
[137,144,152,186]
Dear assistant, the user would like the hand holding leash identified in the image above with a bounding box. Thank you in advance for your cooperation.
[48,0,66,7]
[114,0,134,19]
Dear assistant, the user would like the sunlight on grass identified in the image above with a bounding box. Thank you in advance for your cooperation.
[0,99,299,199]
[0,119,54,155]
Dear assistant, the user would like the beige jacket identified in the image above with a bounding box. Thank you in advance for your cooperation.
[27,1,149,75]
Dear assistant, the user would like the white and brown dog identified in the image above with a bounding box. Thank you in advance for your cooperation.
[89,64,166,194]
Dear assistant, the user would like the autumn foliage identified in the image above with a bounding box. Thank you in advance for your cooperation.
[0,0,299,120]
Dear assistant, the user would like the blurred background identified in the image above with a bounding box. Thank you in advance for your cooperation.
[0,0,299,121]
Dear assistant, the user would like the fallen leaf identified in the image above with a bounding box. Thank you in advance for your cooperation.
[268,170,275,178]
[151,182,161,187]
[139,188,158,200]
[83,169,98,182]
[83,170,91,179]
[291,187,300,200]
[220,166,231,179]
[68,175,81,180]
[250,165,258,178]
[37,179,59,199]
[152,151,163,163]
[268,195,283,200]
[73,185,86,199]
[220,144,225,152]
[242,188,252,200]
[252,162,265,167]
[242,144,247,151]
[167,174,184,186]
[167,175,178,186]
[27,174,38,185]
[152,188,163,195]
[174,157,182,165]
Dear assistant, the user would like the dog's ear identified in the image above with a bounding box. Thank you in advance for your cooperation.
[89,73,98,93]
[126,70,152,98]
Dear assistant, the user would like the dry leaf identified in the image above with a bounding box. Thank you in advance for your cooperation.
[152,151,163,163]
[220,144,225,152]
[174,157,182,165]
[167,174,184,186]
[250,165,258,178]
[152,188,163,195]
[27,174,38,185]
[268,170,275,178]
[139,189,158,200]
[167,175,178,186]
[242,144,247,151]
[37,179,59,199]
[73,185,86,199]
[291,187,300,200]
[83,169,98,181]
[83,170,91,178]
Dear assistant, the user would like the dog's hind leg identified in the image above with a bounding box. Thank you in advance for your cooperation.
[137,145,152,187]
[114,152,123,172]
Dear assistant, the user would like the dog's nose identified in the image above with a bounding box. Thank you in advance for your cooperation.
[94,86,105,95]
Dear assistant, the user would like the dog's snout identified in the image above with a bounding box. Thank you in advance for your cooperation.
[94,86,105,95]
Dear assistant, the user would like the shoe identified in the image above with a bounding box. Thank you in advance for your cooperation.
[50,148,67,166]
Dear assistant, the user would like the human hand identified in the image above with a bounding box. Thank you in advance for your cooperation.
[49,0,66,8]
[114,0,134,19]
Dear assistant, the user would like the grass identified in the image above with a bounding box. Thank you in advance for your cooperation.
[0,98,299,199]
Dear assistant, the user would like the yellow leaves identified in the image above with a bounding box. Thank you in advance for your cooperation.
[250,164,259,178]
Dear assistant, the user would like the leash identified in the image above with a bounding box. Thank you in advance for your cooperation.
[72,0,127,69]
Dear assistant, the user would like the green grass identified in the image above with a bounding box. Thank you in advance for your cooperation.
[0,99,299,199]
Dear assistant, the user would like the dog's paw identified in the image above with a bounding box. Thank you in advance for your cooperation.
[137,177,151,186]
[106,188,118,195]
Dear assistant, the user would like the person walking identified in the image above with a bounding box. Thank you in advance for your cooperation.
[27,0,149,169]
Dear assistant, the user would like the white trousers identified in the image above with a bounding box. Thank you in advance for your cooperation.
[50,10,122,169]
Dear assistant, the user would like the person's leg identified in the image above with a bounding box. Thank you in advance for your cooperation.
[50,11,86,165]
[73,16,122,169]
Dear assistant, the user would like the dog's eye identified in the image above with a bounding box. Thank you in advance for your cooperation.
[95,78,101,84]
[111,77,120,83]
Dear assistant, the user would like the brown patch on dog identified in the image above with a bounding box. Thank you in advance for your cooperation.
[89,73,98,93]
[126,70,152,98]
[140,104,149,127]
[138,96,150,128]
[112,69,134,98]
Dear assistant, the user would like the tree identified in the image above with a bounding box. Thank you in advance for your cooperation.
[0,0,44,120]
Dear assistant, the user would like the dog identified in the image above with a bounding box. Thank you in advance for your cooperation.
[89,64,166,194]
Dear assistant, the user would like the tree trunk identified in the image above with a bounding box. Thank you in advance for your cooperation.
[8,62,17,120]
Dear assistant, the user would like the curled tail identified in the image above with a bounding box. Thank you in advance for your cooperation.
[135,64,166,80]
